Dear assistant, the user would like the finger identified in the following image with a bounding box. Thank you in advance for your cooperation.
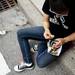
[50,35,55,39]
[54,43,61,48]
[45,36,51,39]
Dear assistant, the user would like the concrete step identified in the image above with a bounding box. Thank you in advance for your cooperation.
[17,0,43,26]
[0,5,28,31]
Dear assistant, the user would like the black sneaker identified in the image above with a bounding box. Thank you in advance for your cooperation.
[14,62,34,72]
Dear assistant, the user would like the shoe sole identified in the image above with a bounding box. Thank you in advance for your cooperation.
[14,65,35,72]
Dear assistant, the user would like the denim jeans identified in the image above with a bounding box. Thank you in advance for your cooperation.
[17,26,71,68]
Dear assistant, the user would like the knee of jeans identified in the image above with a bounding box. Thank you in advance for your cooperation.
[36,59,45,68]
[36,57,48,68]
[36,55,57,68]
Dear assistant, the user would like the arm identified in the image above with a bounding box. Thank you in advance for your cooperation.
[42,13,54,39]
[53,32,75,48]
[64,32,75,43]
[42,13,50,31]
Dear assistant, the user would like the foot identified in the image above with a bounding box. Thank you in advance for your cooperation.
[14,62,34,72]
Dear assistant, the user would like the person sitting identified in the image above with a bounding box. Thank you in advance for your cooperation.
[14,0,75,72]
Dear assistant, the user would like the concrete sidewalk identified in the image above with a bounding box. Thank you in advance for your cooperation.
[0,5,27,31]
[0,0,75,75]
[17,0,43,26]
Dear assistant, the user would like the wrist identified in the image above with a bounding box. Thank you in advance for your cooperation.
[44,28,50,31]
[63,37,69,44]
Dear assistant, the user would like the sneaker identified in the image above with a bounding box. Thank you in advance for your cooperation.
[31,44,38,53]
[14,62,34,72]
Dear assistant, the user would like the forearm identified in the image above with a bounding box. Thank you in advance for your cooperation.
[43,20,50,31]
[64,32,75,43]
[42,14,50,30]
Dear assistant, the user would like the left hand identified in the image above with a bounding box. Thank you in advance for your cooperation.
[52,38,65,49]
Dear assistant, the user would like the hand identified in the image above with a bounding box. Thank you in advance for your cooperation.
[52,38,65,49]
[44,29,54,40]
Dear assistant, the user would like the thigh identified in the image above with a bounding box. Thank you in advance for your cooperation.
[17,26,45,40]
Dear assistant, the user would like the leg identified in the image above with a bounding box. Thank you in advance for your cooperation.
[36,45,57,68]
[36,40,57,68]
[17,26,46,64]
[36,42,72,68]
[37,41,47,55]
[36,23,73,68]
[14,26,47,72]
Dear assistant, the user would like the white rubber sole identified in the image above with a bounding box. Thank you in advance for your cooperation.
[14,65,34,72]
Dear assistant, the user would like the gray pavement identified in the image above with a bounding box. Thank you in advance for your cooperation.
[0,5,27,31]
[0,0,75,75]
[0,28,73,75]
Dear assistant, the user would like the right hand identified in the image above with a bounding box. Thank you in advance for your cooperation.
[44,29,54,40]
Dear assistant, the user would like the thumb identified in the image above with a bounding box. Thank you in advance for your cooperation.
[50,35,55,39]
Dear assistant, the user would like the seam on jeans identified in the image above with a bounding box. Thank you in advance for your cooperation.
[23,39,30,63]
[37,50,47,58]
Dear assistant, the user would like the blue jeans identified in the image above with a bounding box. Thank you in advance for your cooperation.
[17,26,71,68]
